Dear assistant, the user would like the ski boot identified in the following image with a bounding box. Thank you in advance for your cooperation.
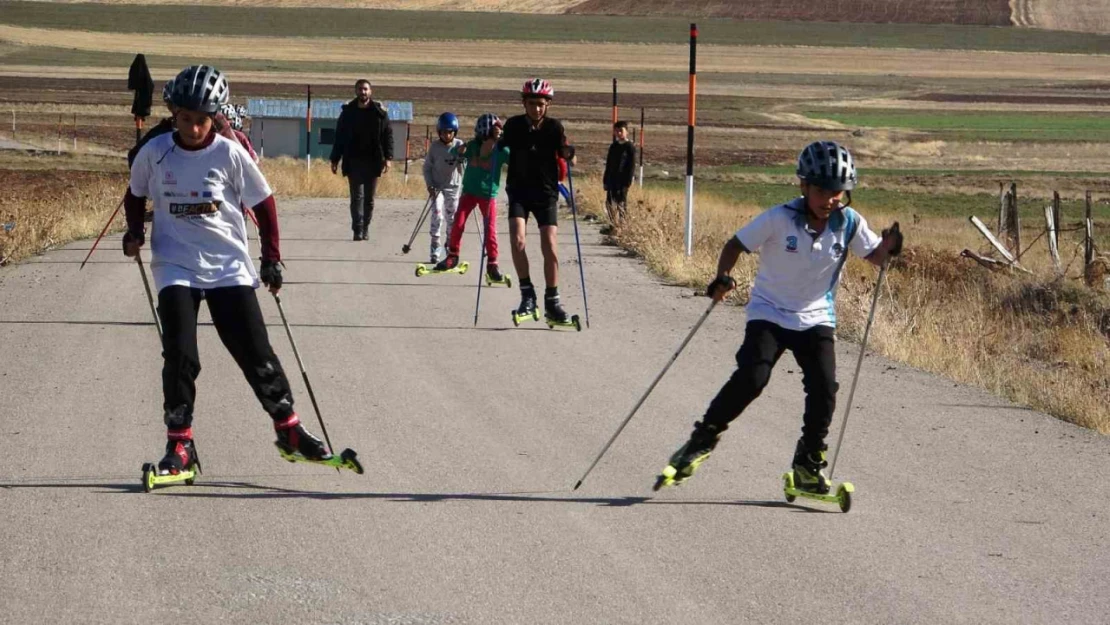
[415,253,469,277]
[544,293,581,331]
[141,430,202,493]
[273,414,364,474]
[511,286,540,326]
[484,263,512,288]
[781,439,854,512]
[653,421,723,490]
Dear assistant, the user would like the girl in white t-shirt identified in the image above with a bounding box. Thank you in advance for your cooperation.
[654,141,903,495]
[124,65,332,478]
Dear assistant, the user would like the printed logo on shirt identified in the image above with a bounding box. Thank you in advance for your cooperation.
[785,235,798,253]
[202,191,213,198]
[163,191,189,198]
[169,201,221,218]
[163,170,177,186]
[190,191,199,197]
[832,242,845,257]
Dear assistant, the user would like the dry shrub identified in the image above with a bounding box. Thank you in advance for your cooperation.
[576,176,1110,433]
[0,169,126,264]
[260,156,426,200]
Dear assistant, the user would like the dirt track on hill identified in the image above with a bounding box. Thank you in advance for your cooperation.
[4,24,1110,84]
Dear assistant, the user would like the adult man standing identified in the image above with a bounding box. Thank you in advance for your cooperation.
[330,79,393,241]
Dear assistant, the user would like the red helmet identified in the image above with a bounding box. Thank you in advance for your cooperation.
[522,78,554,100]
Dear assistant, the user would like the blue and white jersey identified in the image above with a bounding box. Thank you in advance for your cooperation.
[735,197,881,330]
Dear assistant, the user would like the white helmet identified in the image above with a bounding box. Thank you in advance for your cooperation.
[475,113,502,138]
[218,103,243,131]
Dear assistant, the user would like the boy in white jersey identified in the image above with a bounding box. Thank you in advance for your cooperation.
[124,65,332,477]
[655,141,903,494]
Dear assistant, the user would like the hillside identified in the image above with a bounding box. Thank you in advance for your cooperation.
[1014,0,1110,34]
[18,0,1110,33]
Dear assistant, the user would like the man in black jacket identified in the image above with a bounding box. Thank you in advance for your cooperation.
[330,79,394,241]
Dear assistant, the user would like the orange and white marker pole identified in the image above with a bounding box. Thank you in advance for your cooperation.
[305,85,313,172]
[638,106,645,188]
[612,78,618,126]
[684,23,698,257]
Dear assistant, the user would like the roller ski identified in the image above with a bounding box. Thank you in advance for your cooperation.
[415,254,469,278]
[142,435,202,493]
[511,286,540,326]
[544,293,581,331]
[273,415,364,474]
[484,264,512,288]
[652,422,721,490]
[781,440,853,512]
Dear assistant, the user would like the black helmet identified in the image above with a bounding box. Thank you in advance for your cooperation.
[170,65,229,114]
[797,141,856,191]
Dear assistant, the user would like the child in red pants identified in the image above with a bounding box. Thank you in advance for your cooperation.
[439,113,510,284]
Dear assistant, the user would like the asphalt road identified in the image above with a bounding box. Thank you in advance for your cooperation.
[0,198,1106,625]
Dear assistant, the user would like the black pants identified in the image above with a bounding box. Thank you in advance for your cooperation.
[348,167,380,233]
[158,285,295,429]
[702,320,838,452]
[606,187,628,221]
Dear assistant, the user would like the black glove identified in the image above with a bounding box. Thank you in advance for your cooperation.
[122,230,144,256]
[706,275,736,300]
[260,259,283,290]
[881,222,903,257]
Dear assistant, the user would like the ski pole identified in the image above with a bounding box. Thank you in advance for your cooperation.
[829,258,890,481]
[272,292,338,471]
[81,196,125,270]
[573,298,718,490]
[135,254,162,340]
[401,190,438,254]
[566,162,591,328]
[473,209,490,326]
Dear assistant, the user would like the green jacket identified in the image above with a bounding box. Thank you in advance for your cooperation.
[458,138,509,199]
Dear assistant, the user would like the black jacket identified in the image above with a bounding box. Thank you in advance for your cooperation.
[499,114,570,200]
[603,140,636,190]
[330,98,394,175]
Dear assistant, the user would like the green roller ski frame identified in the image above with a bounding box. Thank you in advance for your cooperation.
[782,471,853,513]
[511,307,540,326]
[545,314,582,332]
[415,261,469,278]
[485,272,513,288]
[276,443,365,474]
[141,460,200,493]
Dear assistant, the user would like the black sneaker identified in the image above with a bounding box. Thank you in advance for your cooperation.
[274,414,331,460]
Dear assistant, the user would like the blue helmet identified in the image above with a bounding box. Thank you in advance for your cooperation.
[437,112,459,133]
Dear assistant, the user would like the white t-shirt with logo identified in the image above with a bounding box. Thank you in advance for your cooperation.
[130,133,272,292]
[735,197,881,330]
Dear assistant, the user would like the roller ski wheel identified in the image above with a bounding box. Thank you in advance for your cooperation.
[545,313,582,332]
[274,442,365,474]
[415,261,469,278]
[781,471,854,513]
[140,460,200,493]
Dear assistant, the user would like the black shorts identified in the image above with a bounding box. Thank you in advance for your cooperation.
[508,194,559,228]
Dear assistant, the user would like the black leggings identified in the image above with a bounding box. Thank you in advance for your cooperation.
[158,285,295,428]
[702,320,838,451]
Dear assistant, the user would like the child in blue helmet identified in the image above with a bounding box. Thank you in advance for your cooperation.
[422,112,465,263]
[654,141,903,494]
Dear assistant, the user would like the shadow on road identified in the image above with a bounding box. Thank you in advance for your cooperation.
[0,479,827,512]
